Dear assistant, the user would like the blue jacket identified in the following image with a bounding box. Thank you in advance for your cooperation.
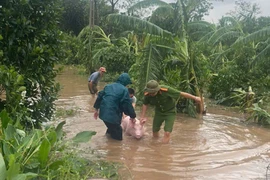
[93,73,136,124]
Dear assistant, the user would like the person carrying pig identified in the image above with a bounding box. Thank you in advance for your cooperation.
[93,73,136,141]
[140,80,202,143]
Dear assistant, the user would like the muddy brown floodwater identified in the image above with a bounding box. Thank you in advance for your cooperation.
[55,67,270,180]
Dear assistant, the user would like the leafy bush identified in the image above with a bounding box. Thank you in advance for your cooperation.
[247,103,270,125]
[0,65,29,126]
[0,110,120,179]
[96,45,136,74]
[0,0,63,128]
[208,53,270,106]
[77,26,137,74]
[60,33,81,65]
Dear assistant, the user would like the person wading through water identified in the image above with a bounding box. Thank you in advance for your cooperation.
[88,67,106,98]
[140,80,202,143]
[93,73,136,140]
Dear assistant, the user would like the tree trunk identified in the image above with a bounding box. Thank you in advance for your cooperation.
[111,3,115,13]
[94,0,99,25]
[89,0,94,27]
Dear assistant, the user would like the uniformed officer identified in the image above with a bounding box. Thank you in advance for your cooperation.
[140,80,202,143]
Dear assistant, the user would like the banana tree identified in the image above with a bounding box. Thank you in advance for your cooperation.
[193,17,245,70]
[108,0,211,115]
[197,14,270,114]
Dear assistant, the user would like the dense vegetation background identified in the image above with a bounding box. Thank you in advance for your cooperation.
[0,0,270,179]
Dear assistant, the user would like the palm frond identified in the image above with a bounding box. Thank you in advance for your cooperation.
[189,30,212,40]
[128,0,169,12]
[219,16,242,31]
[92,26,111,43]
[108,14,172,37]
[77,25,101,39]
[212,31,243,45]
[208,26,236,45]
[174,38,189,60]
[232,27,270,47]
[210,49,231,67]
[143,44,162,82]
[255,43,270,60]
[188,21,215,31]
[187,21,215,40]
[198,31,215,44]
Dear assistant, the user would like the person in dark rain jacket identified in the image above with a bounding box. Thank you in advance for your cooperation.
[93,73,136,140]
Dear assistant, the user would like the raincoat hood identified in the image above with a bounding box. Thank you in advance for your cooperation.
[116,73,132,86]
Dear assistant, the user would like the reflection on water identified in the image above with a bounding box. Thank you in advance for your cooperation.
[55,67,270,180]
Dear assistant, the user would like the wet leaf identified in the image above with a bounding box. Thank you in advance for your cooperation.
[17,86,26,92]
[48,160,65,170]
[72,131,96,143]
[0,110,11,129]
[55,121,66,140]
[0,153,7,180]
[38,138,51,168]
[12,173,38,180]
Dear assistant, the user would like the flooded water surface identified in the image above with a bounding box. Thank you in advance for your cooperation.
[56,67,270,180]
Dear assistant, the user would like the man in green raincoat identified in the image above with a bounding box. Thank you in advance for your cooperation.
[93,73,136,140]
[140,80,201,143]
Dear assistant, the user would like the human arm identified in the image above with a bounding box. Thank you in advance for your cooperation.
[121,91,136,119]
[139,95,150,122]
[180,92,201,103]
[93,90,105,119]
[140,104,148,123]
[166,86,202,113]
[180,92,203,114]
[131,96,137,108]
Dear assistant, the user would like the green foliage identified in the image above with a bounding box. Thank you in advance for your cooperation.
[107,0,211,116]
[208,40,270,106]
[77,26,137,74]
[0,0,63,128]
[101,72,120,83]
[128,0,169,12]
[0,66,28,127]
[95,45,136,73]
[128,35,169,99]
[60,0,89,35]
[60,33,81,65]
[72,131,97,143]
[247,103,270,125]
[55,107,78,118]
[77,26,96,72]
[0,110,118,179]
[108,14,172,37]
[149,6,175,33]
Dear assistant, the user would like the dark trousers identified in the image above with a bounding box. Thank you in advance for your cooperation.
[103,121,123,140]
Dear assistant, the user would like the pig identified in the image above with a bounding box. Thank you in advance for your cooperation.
[121,116,146,139]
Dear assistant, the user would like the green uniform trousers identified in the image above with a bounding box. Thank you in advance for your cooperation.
[152,112,176,133]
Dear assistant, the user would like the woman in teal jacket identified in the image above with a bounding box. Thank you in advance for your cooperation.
[93,73,136,140]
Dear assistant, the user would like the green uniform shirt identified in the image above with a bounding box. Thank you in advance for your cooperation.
[143,85,181,115]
